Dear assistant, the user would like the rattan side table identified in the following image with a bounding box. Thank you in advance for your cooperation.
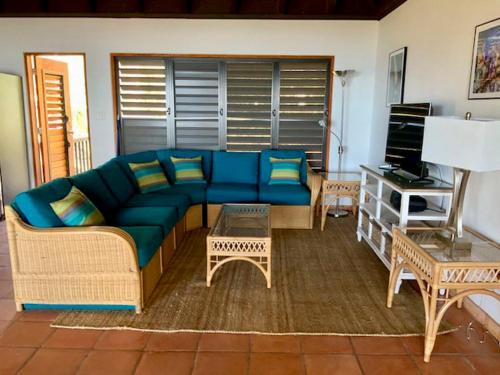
[387,228,500,362]
[318,172,360,231]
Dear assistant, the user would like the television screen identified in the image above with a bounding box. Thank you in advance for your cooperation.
[384,103,432,177]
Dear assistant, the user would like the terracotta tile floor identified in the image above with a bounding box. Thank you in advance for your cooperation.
[0,221,498,374]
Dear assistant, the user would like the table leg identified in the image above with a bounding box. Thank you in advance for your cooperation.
[424,287,439,362]
[321,204,329,231]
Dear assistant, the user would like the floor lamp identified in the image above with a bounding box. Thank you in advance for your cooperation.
[319,69,355,218]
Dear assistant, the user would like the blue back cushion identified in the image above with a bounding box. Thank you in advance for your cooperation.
[156,149,212,183]
[259,149,307,185]
[212,151,259,184]
[13,178,72,227]
[96,160,136,204]
[70,170,120,216]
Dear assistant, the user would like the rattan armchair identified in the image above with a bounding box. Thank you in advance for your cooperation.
[5,206,159,314]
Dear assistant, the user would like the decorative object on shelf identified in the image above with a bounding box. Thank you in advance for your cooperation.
[422,116,500,240]
[468,17,500,100]
[318,69,354,217]
[386,47,407,106]
[318,172,360,230]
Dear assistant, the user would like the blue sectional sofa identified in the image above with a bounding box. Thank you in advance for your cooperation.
[5,149,321,313]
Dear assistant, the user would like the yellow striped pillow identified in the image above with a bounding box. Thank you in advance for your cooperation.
[128,160,169,193]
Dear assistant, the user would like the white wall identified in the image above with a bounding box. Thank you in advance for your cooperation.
[0,18,378,184]
[371,0,500,322]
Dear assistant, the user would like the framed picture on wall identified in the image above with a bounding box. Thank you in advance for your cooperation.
[468,17,500,100]
[386,47,407,106]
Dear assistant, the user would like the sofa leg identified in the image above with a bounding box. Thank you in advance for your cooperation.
[135,305,142,314]
[15,302,23,312]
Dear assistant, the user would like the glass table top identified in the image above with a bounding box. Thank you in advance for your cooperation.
[319,172,361,181]
[210,204,271,238]
[406,228,500,263]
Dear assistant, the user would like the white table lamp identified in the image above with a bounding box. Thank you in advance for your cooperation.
[422,116,500,238]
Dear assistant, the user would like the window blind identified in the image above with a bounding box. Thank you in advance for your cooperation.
[278,61,328,170]
[116,57,331,169]
[117,59,168,153]
[226,62,273,152]
[173,61,220,150]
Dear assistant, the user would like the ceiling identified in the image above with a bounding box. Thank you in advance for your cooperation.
[0,0,407,20]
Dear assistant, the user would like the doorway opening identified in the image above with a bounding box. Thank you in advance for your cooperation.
[25,53,91,185]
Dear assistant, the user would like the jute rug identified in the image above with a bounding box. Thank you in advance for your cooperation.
[52,217,454,336]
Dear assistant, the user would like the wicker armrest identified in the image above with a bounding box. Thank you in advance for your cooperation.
[306,165,322,207]
[5,206,140,276]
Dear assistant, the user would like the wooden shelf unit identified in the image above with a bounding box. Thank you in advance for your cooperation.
[357,165,454,291]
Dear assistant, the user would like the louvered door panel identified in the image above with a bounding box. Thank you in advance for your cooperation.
[41,72,70,179]
[173,61,220,149]
[118,59,168,154]
[226,62,273,151]
[279,62,329,170]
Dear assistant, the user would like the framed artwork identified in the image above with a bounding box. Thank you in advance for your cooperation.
[386,47,407,106]
[469,18,500,99]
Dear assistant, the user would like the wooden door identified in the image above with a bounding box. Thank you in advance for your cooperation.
[35,57,75,181]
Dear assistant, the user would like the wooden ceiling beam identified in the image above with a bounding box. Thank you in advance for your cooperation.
[0,0,407,19]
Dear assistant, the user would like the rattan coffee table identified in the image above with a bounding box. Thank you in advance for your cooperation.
[207,204,272,288]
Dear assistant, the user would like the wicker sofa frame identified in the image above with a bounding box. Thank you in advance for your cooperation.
[5,204,202,313]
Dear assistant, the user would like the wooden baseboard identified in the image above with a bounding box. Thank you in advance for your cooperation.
[463,297,500,342]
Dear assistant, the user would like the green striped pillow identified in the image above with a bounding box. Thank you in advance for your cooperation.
[129,160,169,193]
[269,157,302,185]
[170,156,205,184]
[50,186,105,227]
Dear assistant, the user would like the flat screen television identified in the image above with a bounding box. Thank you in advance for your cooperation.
[384,103,432,179]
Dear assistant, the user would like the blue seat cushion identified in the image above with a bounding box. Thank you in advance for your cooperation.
[260,149,308,185]
[212,151,259,184]
[70,170,120,216]
[115,151,160,188]
[259,184,311,205]
[207,183,258,203]
[168,183,207,204]
[97,160,136,204]
[125,192,190,219]
[119,226,163,268]
[156,149,213,183]
[13,178,72,227]
[111,206,177,237]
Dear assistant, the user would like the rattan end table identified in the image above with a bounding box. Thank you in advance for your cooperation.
[388,228,500,362]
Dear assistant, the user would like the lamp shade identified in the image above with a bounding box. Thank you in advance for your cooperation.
[422,116,500,172]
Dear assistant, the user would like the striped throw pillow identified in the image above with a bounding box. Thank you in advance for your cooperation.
[269,157,302,185]
[170,156,205,184]
[50,186,105,227]
[128,160,169,193]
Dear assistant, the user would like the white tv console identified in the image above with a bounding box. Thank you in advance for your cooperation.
[356,165,454,292]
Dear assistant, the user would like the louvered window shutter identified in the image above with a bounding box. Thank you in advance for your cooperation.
[278,61,329,170]
[117,59,168,154]
[226,62,273,152]
[173,61,221,150]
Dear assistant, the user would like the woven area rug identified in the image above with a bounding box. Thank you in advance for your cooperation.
[52,217,454,336]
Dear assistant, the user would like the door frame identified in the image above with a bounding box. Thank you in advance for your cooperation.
[110,53,334,172]
[24,52,92,186]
